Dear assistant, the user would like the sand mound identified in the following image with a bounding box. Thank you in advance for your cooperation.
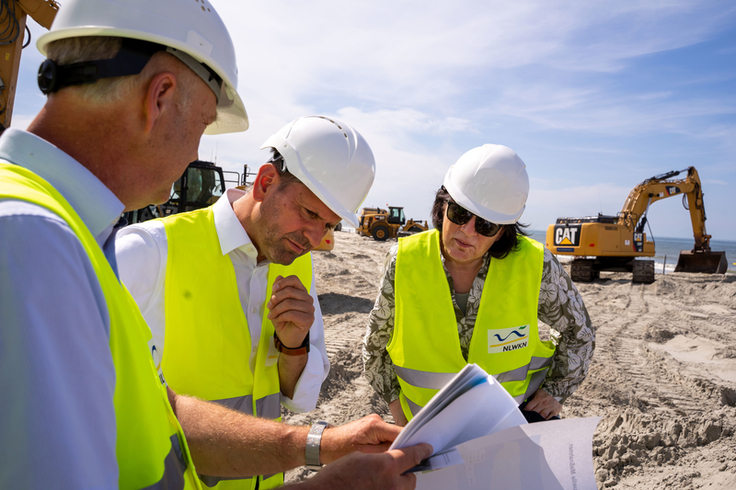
[283,232,736,489]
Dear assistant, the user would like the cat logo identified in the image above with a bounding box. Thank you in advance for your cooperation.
[553,224,581,247]
[633,232,644,252]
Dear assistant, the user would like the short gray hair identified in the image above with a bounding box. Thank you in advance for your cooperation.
[44,36,194,108]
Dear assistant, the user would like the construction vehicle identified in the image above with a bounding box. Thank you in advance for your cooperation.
[125,160,243,224]
[0,0,59,132]
[357,206,429,241]
[546,167,728,284]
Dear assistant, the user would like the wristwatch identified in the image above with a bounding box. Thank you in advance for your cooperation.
[305,420,330,471]
[274,331,310,356]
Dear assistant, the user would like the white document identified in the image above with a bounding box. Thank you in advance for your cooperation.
[415,417,601,490]
[390,364,526,457]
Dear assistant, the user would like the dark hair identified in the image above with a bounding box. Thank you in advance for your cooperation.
[431,186,529,260]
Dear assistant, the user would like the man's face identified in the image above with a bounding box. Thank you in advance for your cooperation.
[150,76,218,205]
[256,179,341,265]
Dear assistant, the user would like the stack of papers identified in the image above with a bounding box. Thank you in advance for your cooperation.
[415,417,600,490]
[390,364,526,469]
[389,364,601,489]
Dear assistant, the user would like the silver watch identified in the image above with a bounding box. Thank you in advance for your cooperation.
[305,420,330,470]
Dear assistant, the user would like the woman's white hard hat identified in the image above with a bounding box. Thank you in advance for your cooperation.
[260,116,376,228]
[36,0,247,135]
[443,144,529,225]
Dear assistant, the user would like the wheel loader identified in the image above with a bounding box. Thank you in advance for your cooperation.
[357,206,428,241]
[545,167,728,284]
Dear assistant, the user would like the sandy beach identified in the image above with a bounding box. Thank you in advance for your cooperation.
[282,230,736,489]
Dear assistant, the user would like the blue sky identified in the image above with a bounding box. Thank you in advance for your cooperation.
[14,0,736,241]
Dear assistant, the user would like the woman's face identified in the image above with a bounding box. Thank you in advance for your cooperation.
[441,202,504,265]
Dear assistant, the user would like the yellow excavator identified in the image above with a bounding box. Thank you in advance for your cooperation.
[0,0,59,132]
[546,167,728,284]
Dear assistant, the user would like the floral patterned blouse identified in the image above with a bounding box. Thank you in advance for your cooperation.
[362,242,595,405]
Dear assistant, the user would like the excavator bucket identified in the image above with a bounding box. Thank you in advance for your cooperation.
[674,250,728,274]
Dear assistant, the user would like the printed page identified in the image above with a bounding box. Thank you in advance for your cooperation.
[391,364,526,455]
[415,417,601,490]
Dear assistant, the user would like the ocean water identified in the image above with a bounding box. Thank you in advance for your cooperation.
[527,230,736,275]
[340,226,735,274]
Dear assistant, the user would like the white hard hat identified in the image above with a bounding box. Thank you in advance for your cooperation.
[260,116,376,228]
[36,0,247,135]
[443,144,529,224]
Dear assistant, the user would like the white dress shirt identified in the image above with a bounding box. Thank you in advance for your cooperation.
[115,188,330,413]
[0,128,124,488]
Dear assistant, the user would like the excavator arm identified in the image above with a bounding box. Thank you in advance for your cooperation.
[0,0,59,131]
[617,167,711,252]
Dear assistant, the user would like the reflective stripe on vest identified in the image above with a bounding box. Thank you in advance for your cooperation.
[0,163,201,489]
[160,207,312,490]
[388,229,555,420]
[211,392,281,421]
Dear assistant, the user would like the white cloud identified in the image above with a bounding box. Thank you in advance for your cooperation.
[9,0,736,239]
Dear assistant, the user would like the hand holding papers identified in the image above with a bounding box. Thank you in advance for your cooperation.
[389,364,526,459]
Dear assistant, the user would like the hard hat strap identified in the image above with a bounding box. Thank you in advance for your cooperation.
[38,38,223,103]
[267,150,288,174]
[38,38,164,95]
[165,47,222,104]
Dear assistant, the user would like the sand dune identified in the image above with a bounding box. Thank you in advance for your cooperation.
[283,231,736,489]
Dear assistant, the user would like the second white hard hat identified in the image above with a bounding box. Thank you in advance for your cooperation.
[260,116,376,228]
[37,0,247,135]
[443,144,529,224]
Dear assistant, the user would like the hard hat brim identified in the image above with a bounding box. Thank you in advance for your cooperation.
[37,28,248,135]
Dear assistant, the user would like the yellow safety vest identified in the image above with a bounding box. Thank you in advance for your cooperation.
[0,162,201,489]
[388,229,555,421]
[160,207,312,490]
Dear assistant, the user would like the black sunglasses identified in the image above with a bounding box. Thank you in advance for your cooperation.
[446,201,503,237]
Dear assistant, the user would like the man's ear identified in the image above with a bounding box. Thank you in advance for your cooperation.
[252,164,279,202]
[143,71,177,134]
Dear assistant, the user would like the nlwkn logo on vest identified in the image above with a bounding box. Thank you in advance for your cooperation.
[488,325,530,353]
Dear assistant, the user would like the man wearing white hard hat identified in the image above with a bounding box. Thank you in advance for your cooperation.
[116,115,375,489]
[0,1,430,489]
[364,144,595,426]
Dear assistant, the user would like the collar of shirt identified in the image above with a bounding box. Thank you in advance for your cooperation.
[212,187,266,265]
[0,129,125,246]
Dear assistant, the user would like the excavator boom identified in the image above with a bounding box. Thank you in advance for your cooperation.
[0,0,59,131]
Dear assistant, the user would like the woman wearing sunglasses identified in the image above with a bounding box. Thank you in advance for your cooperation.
[363,144,595,426]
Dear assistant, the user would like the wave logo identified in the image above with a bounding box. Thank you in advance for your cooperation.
[488,325,530,354]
